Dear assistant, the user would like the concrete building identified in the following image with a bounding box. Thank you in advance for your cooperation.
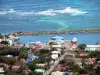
[85,45,100,51]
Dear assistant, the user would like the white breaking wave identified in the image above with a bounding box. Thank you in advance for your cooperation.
[0,9,16,14]
[36,7,87,16]
[0,7,87,16]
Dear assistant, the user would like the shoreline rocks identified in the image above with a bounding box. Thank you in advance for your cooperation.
[9,29,100,36]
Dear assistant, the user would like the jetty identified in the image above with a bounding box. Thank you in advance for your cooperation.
[9,29,100,36]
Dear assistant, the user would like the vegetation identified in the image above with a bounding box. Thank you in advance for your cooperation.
[1,41,9,45]
[78,44,86,50]
[29,62,37,72]
[89,51,100,58]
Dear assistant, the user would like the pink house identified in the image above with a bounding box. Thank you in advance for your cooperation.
[12,45,21,49]
[20,58,25,62]
[12,65,20,71]
[35,44,43,50]
[80,53,88,57]
[81,74,89,75]
[0,44,6,48]
[56,64,67,71]
[0,62,7,67]
[88,58,96,64]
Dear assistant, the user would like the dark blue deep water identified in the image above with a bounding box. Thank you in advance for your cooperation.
[0,0,100,33]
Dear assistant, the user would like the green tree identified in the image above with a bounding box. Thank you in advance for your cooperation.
[78,44,86,50]
[71,64,81,72]
[89,51,100,58]
[1,41,9,45]
[78,68,88,74]
[19,52,28,59]
[29,62,36,72]
[95,66,100,75]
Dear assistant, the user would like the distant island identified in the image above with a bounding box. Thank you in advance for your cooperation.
[9,29,100,36]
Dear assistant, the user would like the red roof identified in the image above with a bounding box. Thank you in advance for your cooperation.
[12,46,20,49]
[81,74,89,75]
[88,58,96,64]
[0,44,6,48]
[12,66,20,69]
[80,53,88,57]
[56,64,67,71]
[20,58,25,60]
[96,64,100,67]
[35,44,43,50]
[0,62,6,66]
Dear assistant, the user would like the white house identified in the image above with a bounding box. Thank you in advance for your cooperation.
[85,45,100,51]
[0,68,4,75]
[49,36,64,45]
[51,51,61,60]
[71,37,78,43]
[52,45,62,48]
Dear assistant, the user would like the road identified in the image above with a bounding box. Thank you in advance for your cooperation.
[43,40,74,75]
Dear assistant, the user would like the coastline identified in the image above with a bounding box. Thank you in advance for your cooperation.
[9,29,100,36]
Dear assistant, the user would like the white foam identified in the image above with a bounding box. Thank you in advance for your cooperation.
[8,9,16,13]
[0,11,7,14]
[35,7,87,16]
[0,9,16,15]
[36,9,56,16]
[0,7,87,16]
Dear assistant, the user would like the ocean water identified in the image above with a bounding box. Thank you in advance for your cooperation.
[0,0,100,33]
[18,33,100,45]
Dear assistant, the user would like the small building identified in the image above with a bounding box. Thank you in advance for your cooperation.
[12,45,21,49]
[51,71,64,75]
[51,54,58,60]
[0,62,6,67]
[87,58,96,64]
[79,53,88,57]
[0,67,4,74]
[20,58,25,63]
[0,44,6,48]
[28,54,39,60]
[25,59,32,64]
[0,38,3,42]
[63,72,70,75]
[49,36,64,45]
[35,69,45,73]
[71,37,78,43]
[85,45,100,51]
[52,45,62,48]
[56,64,67,71]
[34,41,43,50]
[12,65,20,71]
[51,51,60,60]
[36,64,46,68]
[81,74,89,75]
[5,55,13,57]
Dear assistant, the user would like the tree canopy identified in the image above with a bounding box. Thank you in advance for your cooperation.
[78,44,86,50]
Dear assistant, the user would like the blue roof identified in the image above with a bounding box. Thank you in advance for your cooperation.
[25,59,32,64]
[52,36,64,40]
[28,54,39,59]
[63,72,70,75]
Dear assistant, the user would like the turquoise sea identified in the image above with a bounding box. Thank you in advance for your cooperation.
[0,0,100,33]
[0,0,100,44]
[18,33,100,44]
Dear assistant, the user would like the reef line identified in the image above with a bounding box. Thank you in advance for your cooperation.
[9,29,100,36]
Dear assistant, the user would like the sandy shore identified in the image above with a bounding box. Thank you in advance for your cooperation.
[9,29,100,36]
